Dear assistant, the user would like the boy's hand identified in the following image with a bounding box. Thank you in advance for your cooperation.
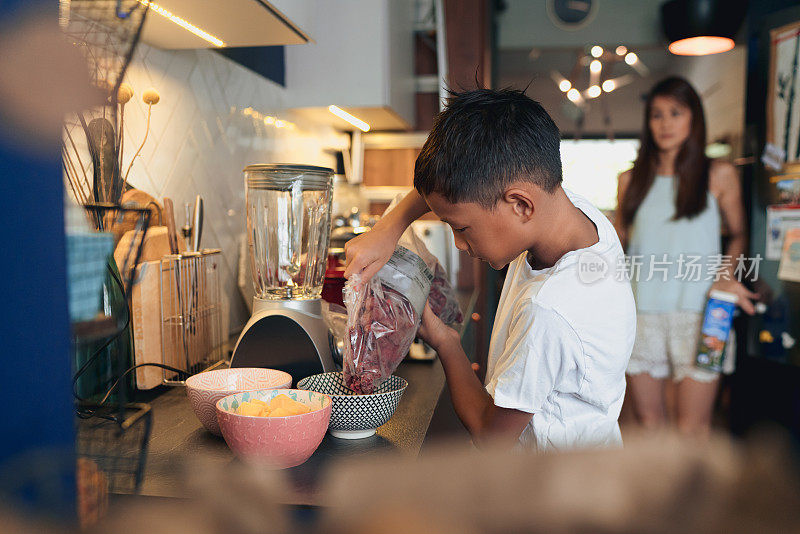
[343,226,398,280]
[417,303,459,351]
[344,190,432,280]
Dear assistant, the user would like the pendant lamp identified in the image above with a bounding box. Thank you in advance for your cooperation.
[661,0,748,56]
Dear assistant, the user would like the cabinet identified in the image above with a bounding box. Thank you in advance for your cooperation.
[285,0,415,131]
[139,0,311,49]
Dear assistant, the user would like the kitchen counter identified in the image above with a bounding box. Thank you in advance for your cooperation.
[136,289,478,506]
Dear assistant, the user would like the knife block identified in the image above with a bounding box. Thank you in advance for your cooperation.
[130,250,225,389]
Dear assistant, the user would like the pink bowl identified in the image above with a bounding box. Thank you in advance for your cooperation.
[185,368,292,435]
[216,389,332,468]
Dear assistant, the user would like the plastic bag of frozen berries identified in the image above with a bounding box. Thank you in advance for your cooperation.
[341,198,464,393]
[343,246,433,393]
[427,262,464,326]
[392,197,463,326]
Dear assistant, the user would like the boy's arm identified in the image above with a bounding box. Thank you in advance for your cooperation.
[418,305,532,449]
[344,189,431,280]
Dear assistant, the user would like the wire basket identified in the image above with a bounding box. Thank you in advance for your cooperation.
[160,250,225,383]
[75,402,152,495]
[60,0,150,207]
[60,0,149,90]
[84,202,152,294]
[69,203,150,364]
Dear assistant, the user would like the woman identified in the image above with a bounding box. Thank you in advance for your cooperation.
[615,77,757,438]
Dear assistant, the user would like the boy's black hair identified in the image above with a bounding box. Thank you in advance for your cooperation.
[414,88,562,207]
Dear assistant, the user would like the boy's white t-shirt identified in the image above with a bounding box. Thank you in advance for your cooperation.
[484,190,636,451]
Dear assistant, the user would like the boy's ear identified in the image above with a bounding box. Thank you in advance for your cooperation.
[503,188,535,221]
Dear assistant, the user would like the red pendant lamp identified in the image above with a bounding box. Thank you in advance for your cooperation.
[661,0,748,56]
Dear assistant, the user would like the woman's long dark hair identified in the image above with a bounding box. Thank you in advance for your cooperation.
[620,77,710,228]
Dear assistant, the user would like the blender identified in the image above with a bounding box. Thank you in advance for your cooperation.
[230,164,338,382]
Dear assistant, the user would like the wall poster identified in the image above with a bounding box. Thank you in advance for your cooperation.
[768,20,800,167]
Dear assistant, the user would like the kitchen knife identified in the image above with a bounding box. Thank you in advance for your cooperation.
[191,195,203,252]
[182,203,192,251]
[163,197,180,255]
[87,117,119,203]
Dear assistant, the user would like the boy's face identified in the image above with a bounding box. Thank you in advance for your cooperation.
[424,192,529,270]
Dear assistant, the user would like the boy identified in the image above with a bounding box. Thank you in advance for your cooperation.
[345,89,636,451]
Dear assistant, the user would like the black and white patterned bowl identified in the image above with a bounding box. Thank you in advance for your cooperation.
[296,372,408,439]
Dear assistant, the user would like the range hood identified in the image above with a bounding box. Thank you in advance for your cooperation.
[139,0,311,49]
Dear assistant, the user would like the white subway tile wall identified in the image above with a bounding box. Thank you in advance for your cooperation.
[119,43,347,335]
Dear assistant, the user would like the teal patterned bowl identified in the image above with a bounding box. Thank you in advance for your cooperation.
[297,372,407,440]
[216,389,331,468]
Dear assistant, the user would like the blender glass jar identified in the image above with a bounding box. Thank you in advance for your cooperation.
[245,164,334,300]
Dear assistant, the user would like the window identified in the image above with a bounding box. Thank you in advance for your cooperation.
[560,139,639,211]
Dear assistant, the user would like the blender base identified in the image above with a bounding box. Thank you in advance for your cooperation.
[230,298,338,384]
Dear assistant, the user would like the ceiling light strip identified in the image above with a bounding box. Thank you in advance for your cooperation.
[328,105,370,132]
[139,1,225,47]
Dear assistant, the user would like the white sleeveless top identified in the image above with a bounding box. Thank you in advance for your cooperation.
[626,175,721,313]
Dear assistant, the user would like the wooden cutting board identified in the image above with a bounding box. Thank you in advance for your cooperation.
[129,260,166,389]
[131,259,195,389]
[106,189,162,245]
[113,225,186,271]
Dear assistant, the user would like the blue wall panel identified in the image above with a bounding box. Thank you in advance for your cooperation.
[0,0,75,465]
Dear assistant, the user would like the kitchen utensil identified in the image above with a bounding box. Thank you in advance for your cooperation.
[191,195,203,251]
[297,372,407,439]
[244,164,333,300]
[216,389,332,467]
[160,250,224,384]
[87,117,120,204]
[184,196,204,340]
[162,198,180,255]
[182,203,193,251]
[231,164,337,381]
[160,197,194,376]
[185,368,292,435]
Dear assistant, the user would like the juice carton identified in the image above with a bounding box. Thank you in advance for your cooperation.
[695,290,738,372]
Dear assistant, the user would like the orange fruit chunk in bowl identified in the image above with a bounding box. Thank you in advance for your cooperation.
[236,394,312,417]
[237,401,265,417]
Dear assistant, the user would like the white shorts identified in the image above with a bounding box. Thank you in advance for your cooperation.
[627,312,735,383]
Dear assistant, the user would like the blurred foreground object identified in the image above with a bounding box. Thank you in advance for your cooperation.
[86,459,289,534]
[321,430,800,533]
[60,0,149,205]
[0,11,95,149]
[1,431,798,532]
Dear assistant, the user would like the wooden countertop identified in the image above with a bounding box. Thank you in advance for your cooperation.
[135,290,478,506]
